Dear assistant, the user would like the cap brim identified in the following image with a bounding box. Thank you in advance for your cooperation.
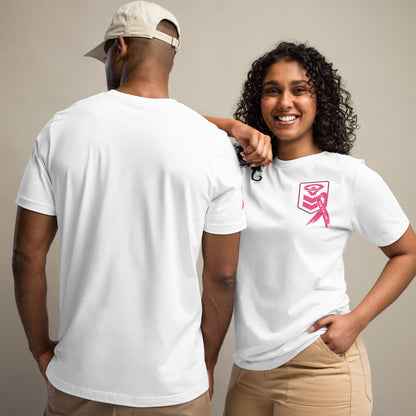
[84,41,107,63]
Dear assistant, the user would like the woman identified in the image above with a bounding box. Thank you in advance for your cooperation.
[207,42,416,415]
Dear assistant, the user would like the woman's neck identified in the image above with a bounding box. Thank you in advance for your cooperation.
[277,139,322,161]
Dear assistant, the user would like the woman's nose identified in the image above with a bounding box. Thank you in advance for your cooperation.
[278,91,292,109]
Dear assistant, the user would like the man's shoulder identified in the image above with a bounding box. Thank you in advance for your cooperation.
[47,92,113,132]
[56,92,108,116]
[173,102,226,136]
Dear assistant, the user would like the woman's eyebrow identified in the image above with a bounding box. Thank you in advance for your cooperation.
[262,79,309,87]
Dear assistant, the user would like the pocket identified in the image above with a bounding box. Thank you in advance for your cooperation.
[286,338,350,407]
[316,336,346,362]
[229,365,265,398]
[227,364,245,393]
[355,335,373,403]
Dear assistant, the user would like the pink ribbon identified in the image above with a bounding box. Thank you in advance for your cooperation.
[306,192,330,228]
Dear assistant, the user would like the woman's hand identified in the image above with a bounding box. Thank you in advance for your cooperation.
[230,120,273,167]
[204,117,273,167]
[308,312,364,355]
[309,227,416,356]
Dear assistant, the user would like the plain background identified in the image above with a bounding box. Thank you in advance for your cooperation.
[1,0,415,415]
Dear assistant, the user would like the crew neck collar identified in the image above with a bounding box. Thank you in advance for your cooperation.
[274,151,328,168]
[107,89,177,104]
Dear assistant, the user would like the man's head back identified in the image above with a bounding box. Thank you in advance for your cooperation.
[85,1,180,95]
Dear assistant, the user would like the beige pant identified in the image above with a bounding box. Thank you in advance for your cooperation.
[224,335,373,416]
[44,383,211,416]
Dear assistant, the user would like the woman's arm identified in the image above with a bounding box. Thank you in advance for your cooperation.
[309,225,416,354]
[205,117,273,167]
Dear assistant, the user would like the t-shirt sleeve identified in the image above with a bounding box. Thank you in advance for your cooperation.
[351,161,409,247]
[204,137,246,235]
[15,121,56,216]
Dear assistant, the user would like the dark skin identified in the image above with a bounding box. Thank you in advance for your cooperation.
[204,117,273,167]
[13,31,241,398]
[12,207,58,381]
[201,231,240,398]
[105,35,173,98]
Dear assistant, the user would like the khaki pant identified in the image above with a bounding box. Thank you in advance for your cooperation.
[44,383,211,416]
[224,335,373,416]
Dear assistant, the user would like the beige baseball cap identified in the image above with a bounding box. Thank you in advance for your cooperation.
[85,1,180,63]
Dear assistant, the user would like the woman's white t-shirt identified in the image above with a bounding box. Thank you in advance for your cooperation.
[234,151,409,371]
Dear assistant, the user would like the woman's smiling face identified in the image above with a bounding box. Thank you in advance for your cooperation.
[261,60,317,149]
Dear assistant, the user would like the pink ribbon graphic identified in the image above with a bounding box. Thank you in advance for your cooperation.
[306,192,330,227]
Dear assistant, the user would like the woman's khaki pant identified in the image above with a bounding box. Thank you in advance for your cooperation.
[225,335,372,416]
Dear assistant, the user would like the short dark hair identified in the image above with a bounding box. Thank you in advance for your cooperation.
[157,19,179,40]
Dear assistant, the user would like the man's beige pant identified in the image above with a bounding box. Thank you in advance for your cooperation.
[44,383,211,416]
[224,335,373,416]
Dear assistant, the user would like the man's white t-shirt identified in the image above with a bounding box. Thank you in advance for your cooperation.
[234,151,408,371]
[16,90,246,406]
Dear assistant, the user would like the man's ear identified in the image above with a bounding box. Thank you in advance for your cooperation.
[115,35,128,64]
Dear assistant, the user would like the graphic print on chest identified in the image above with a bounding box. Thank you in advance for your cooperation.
[297,181,330,228]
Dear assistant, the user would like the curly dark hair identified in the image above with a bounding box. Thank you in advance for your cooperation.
[234,42,358,180]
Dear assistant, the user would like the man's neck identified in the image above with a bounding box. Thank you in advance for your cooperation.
[116,67,170,99]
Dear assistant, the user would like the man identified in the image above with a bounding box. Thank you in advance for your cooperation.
[12,2,246,415]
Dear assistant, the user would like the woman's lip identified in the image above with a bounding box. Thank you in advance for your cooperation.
[274,117,298,126]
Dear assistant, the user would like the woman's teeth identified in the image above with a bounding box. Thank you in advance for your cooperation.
[277,115,297,121]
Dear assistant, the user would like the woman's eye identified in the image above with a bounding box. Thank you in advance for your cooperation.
[294,88,307,94]
[264,88,279,95]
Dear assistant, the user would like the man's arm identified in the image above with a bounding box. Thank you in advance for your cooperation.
[201,231,240,399]
[12,207,58,382]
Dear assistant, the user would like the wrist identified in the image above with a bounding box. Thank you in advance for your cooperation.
[349,308,370,332]
[30,339,54,361]
[229,119,242,139]
[205,358,217,372]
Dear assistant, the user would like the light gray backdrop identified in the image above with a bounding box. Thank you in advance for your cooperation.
[1,1,415,415]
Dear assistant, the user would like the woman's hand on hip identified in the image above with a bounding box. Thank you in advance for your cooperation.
[308,312,365,355]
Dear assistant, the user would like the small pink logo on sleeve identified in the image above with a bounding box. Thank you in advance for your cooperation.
[298,181,330,227]
[241,185,245,210]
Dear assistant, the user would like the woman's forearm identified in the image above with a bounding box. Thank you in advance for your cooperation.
[204,117,273,166]
[309,226,416,354]
[204,117,238,136]
[352,229,416,328]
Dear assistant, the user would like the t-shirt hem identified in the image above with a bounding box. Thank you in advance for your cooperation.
[233,331,324,371]
[46,368,209,407]
[15,195,56,216]
[204,219,247,235]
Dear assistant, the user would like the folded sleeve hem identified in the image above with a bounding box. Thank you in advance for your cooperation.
[16,195,56,216]
[203,219,247,235]
[373,218,410,247]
